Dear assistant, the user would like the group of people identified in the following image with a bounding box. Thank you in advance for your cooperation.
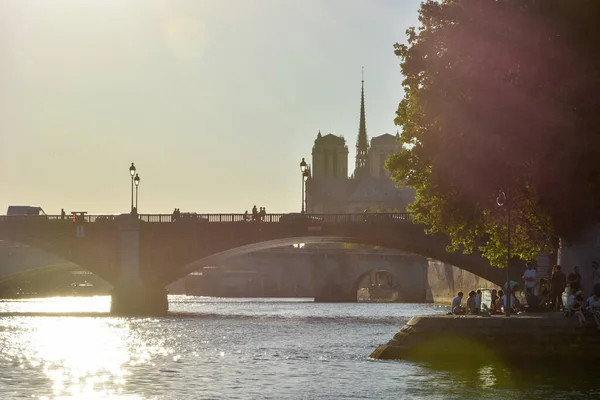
[244,205,267,222]
[451,289,520,315]
[451,290,483,315]
[555,262,600,329]
[170,207,270,222]
[535,264,588,311]
[450,260,600,324]
[564,288,600,329]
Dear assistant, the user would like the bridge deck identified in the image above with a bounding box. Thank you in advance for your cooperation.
[0,213,415,224]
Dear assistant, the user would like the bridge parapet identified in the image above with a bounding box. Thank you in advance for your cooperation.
[0,213,415,224]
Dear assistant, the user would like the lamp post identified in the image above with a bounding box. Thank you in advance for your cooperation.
[129,162,136,213]
[497,187,511,317]
[134,173,140,213]
[300,158,307,213]
[303,168,310,213]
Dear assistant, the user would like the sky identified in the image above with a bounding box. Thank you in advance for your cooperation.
[0,0,422,215]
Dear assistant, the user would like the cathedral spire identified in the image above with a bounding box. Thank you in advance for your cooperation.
[355,67,369,177]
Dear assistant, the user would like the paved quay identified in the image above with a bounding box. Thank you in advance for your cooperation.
[370,313,597,363]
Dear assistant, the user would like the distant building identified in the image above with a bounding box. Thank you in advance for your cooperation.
[306,77,414,213]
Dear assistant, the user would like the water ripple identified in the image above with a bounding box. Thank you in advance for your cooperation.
[0,296,597,399]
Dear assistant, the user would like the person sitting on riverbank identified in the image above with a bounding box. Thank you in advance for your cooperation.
[496,290,521,313]
[566,290,587,327]
[586,291,600,330]
[490,289,499,313]
[466,291,478,314]
[537,278,552,310]
[566,290,577,310]
[451,292,465,314]
[502,291,517,313]
[494,290,505,314]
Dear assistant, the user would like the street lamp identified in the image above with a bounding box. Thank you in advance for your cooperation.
[129,162,136,213]
[303,168,310,213]
[134,173,140,213]
[497,187,511,317]
[300,158,307,213]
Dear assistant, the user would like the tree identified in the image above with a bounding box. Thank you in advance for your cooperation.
[387,0,600,267]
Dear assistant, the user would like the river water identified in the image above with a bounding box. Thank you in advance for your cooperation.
[0,296,598,399]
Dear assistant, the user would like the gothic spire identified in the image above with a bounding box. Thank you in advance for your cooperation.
[355,67,369,177]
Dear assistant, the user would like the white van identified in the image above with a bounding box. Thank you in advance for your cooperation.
[6,206,47,216]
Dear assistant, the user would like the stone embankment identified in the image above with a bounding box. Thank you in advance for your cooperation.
[370,314,598,363]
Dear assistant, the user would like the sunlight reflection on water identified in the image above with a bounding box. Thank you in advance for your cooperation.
[0,297,175,399]
[0,296,111,314]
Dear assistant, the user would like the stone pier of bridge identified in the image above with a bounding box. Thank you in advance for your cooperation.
[110,214,168,315]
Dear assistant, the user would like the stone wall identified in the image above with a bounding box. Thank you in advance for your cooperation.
[370,314,598,363]
[558,225,600,296]
[224,249,429,302]
[426,259,499,304]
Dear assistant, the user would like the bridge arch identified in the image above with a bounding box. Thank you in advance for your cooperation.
[352,269,401,301]
[171,235,506,288]
[0,262,79,285]
[0,263,110,298]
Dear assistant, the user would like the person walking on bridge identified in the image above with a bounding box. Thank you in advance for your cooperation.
[259,207,266,222]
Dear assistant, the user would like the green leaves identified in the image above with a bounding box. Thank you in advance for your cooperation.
[388,0,600,266]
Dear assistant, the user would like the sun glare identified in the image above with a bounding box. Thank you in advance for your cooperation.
[0,297,173,398]
[0,296,110,314]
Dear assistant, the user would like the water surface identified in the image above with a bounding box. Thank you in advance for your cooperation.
[0,296,596,399]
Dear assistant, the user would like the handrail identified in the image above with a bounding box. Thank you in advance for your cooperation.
[0,212,415,224]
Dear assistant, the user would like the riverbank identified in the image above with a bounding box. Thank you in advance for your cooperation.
[370,313,596,363]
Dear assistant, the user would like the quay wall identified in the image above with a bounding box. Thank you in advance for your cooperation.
[558,226,600,296]
[425,260,498,304]
[370,314,597,363]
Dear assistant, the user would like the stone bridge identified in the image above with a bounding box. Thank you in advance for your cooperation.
[0,213,510,314]
[211,248,430,302]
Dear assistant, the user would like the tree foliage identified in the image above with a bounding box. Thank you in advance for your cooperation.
[387,0,600,267]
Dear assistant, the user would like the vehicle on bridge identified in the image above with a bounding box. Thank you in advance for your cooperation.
[6,206,47,217]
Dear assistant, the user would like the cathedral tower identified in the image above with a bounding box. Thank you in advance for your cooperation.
[311,131,348,180]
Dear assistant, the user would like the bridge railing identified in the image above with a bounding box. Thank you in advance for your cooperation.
[0,215,119,223]
[137,213,415,224]
[0,213,415,224]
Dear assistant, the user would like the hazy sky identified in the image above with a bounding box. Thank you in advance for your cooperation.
[0,0,421,215]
